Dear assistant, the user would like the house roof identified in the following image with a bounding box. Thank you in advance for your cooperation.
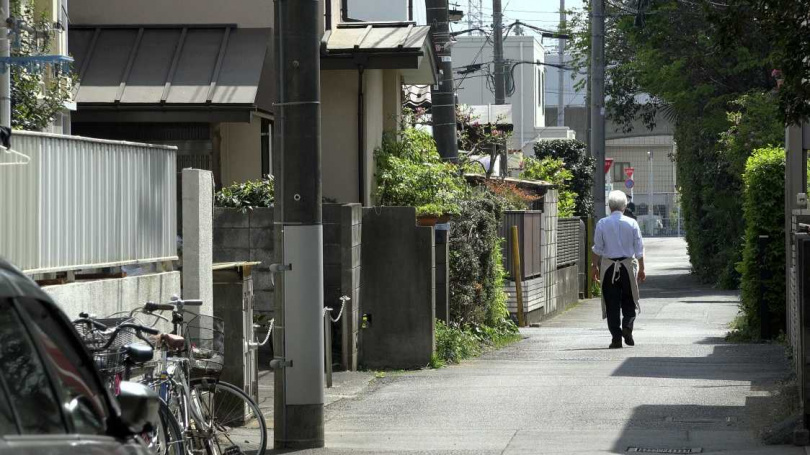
[69,25,272,117]
[403,84,431,109]
[321,22,436,84]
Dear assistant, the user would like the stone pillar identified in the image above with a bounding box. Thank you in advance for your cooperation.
[182,169,214,315]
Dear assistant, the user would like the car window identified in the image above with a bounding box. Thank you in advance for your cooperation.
[0,372,17,434]
[0,298,65,434]
[19,298,108,435]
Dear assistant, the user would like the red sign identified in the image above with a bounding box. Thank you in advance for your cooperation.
[624,167,635,180]
[604,158,614,175]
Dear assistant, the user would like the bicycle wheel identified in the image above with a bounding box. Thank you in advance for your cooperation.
[146,399,185,455]
[189,379,267,455]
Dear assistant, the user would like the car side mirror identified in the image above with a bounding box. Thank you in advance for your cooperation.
[116,381,160,434]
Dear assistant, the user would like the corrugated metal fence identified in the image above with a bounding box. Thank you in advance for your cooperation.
[556,217,582,268]
[0,131,178,274]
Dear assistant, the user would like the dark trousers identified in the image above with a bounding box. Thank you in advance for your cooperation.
[602,263,636,339]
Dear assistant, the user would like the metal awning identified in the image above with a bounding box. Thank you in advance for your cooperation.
[321,22,436,84]
[69,25,273,121]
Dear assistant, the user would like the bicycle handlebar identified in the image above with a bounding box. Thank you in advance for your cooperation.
[177,299,203,306]
[144,302,175,312]
[117,322,160,336]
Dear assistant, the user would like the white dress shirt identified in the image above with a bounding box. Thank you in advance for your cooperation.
[592,210,644,259]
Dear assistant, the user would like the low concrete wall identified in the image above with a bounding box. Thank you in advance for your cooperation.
[359,207,435,369]
[44,271,181,318]
[554,265,579,312]
[212,207,274,314]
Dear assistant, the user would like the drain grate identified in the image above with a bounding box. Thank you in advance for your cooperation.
[627,448,703,454]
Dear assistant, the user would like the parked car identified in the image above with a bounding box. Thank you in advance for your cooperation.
[0,258,159,454]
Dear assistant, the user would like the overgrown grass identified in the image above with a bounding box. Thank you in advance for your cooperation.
[431,319,522,368]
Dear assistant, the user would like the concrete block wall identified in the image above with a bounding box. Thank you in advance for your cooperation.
[360,206,435,369]
[212,207,275,315]
[541,189,559,314]
[324,203,362,371]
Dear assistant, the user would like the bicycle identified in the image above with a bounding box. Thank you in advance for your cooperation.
[73,315,184,455]
[132,297,268,455]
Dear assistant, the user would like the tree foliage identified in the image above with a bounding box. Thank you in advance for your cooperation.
[10,0,74,131]
[567,0,789,286]
[521,157,577,217]
[532,139,594,216]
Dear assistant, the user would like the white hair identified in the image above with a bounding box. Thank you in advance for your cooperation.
[608,190,628,212]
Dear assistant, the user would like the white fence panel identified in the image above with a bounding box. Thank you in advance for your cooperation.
[0,131,178,273]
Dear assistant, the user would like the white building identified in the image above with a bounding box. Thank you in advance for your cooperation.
[451,35,573,155]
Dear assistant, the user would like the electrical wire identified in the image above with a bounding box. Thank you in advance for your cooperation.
[455,34,493,91]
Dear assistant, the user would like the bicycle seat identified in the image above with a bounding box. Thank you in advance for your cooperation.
[123,343,154,364]
[158,333,186,351]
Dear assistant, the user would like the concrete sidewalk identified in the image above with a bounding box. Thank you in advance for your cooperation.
[265,238,801,454]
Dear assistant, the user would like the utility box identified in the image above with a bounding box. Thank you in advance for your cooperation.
[213,262,260,401]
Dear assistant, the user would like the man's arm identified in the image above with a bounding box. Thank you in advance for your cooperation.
[591,253,602,282]
[634,221,646,283]
[591,222,604,281]
[637,256,646,283]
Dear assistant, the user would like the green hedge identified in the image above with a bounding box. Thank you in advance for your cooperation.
[679,91,783,288]
[532,139,595,216]
[214,177,274,211]
[449,189,508,325]
[736,147,785,339]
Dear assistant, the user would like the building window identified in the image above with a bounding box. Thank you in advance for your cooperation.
[538,69,545,108]
[612,161,632,182]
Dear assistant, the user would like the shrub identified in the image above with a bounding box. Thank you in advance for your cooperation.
[735,147,785,340]
[215,177,274,211]
[433,320,481,365]
[533,139,595,216]
[483,179,541,210]
[521,157,577,217]
[374,128,466,216]
[449,189,508,325]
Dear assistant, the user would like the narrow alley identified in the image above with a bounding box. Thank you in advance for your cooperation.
[287,238,799,454]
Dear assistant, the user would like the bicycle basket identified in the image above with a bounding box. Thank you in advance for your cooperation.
[74,317,136,352]
[74,317,139,381]
[186,314,225,377]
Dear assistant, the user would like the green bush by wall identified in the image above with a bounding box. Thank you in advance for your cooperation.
[532,139,595,216]
[736,146,785,339]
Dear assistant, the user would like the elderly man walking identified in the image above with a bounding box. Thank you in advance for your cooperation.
[591,190,646,349]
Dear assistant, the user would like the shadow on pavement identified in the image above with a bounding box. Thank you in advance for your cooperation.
[611,344,788,385]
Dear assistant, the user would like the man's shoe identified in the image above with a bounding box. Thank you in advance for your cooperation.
[622,327,635,346]
[609,338,622,349]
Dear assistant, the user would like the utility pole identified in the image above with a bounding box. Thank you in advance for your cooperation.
[492,0,505,105]
[272,0,324,449]
[556,0,565,127]
[1,0,11,129]
[426,0,458,161]
[590,0,606,219]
